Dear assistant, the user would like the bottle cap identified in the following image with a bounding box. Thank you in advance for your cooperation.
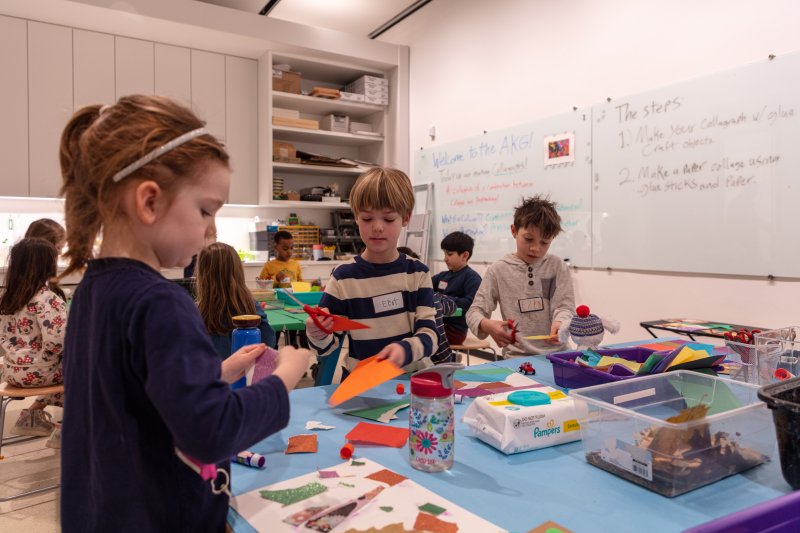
[410,363,465,398]
[340,443,354,459]
[232,315,262,328]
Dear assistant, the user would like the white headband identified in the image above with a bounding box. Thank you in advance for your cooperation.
[111,127,208,183]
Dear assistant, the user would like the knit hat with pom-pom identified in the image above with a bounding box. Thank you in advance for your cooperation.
[569,305,604,338]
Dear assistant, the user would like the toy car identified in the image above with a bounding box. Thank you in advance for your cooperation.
[518,362,536,375]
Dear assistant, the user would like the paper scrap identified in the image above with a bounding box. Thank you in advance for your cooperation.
[351,459,366,466]
[260,481,327,506]
[453,380,467,389]
[413,512,458,533]
[283,506,329,526]
[418,502,446,516]
[596,356,641,373]
[318,470,339,479]
[344,400,410,423]
[329,356,403,406]
[527,520,574,533]
[286,434,318,454]
[455,367,514,383]
[306,420,336,431]
[477,381,514,390]
[365,468,408,487]
[523,334,556,340]
[342,524,418,533]
[346,422,410,448]
[379,506,394,512]
[252,346,279,383]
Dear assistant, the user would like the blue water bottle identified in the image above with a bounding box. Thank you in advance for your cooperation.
[231,315,262,390]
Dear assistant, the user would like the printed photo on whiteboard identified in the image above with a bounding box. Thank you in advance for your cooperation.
[543,132,575,166]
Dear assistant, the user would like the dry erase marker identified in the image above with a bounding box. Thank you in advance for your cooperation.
[233,451,266,469]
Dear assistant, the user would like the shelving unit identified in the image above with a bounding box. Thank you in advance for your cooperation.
[263,52,393,212]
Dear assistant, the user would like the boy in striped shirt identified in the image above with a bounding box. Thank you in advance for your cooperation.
[306,168,437,373]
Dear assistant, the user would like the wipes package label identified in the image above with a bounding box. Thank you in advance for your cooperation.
[463,384,585,454]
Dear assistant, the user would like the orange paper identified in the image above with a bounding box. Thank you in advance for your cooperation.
[527,520,574,533]
[285,434,318,454]
[365,468,408,487]
[345,422,410,448]
[329,356,403,406]
[413,512,458,533]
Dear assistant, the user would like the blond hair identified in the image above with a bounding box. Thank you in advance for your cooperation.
[348,168,414,218]
[58,94,229,278]
[195,242,257,336]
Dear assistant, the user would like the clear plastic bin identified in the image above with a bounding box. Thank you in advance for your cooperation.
[570,371,774,497]
[723,340,780,385]
[754,327,800,382]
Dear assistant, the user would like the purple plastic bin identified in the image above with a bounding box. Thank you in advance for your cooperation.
[683,491,800,533]
[546,347,658,389]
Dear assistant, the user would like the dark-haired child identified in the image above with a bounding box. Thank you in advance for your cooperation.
[431,231,482,346]
[259,230,303,288]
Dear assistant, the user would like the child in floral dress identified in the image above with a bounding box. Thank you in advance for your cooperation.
[0,237,67,441]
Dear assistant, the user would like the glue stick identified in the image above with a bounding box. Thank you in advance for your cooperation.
[233,451,266,469]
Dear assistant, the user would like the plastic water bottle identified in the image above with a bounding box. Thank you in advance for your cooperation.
[409,363,464,472]
[231,315,262,390]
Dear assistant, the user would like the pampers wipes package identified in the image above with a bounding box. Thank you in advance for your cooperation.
[463,384,585,454]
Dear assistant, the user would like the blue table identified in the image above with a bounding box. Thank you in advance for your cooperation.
[228,340,791,533]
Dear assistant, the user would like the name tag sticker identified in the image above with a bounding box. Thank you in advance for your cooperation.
[373,291,404,314]
[438,280,449,290]
[518,297,544,313]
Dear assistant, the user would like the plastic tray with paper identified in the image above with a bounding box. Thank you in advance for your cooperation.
[547,347,658,389]
[569,371,774,497]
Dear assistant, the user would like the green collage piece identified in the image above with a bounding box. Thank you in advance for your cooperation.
[259,481,327,506]
[418,503,446,516]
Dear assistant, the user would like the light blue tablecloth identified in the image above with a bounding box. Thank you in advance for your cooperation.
[228,340,791,533]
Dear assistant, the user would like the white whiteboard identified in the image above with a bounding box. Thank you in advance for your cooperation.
[592,53,800,277]
[414,110,592,264]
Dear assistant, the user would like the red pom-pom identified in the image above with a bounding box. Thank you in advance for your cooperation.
[576,305,590,318]
[396,383,405,394]
[340,443,354,459]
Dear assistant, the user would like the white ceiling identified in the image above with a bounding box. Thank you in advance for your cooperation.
[196,0,423,38]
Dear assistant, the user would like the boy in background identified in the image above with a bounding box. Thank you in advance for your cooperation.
[259,230,303,288]
[306,169,437,373]
[466,195,574,357]
[431,231,482,347]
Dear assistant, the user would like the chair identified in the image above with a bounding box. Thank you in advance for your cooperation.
[0,382,63,502]
[450,338,498,365]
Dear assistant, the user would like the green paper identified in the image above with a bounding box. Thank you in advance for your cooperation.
[259,481,327,506]
[351,459,366,466]
[637,353,666,375]
[380,506,393,512]
[418,503,446,516]
[339,482,355,488]
[344,400,410,423]
[670,377,742,416]
[455,367,514,382]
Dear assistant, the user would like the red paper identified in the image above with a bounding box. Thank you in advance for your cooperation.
[413,512,458,533]
[345,422,410,448]
[286,434,318,454]
[365,468,407,487]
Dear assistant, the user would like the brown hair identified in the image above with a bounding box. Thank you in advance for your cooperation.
[348,168,414,218]
[0,238,65,314]
[25,218,66,249]
[58,94,229,278]
[513,195,563,239]
[195,242,257,336]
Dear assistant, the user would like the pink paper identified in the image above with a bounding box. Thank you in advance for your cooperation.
[252,347,279,384]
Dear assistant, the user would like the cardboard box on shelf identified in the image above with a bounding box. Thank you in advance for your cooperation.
[272,116,320,129]
[339,91,366,103]
[272,141,297,161]
[320,114,350,132]
[272,69,301,94]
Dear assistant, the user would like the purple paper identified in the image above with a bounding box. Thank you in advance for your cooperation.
[252,347,279,384]
[458,384,544,398]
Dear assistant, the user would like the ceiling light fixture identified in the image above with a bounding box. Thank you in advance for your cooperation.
[368,0,433,39]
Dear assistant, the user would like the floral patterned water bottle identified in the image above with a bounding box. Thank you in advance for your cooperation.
[409,363,464,472]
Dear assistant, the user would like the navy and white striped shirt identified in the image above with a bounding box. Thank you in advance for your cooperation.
[307,254,437,367]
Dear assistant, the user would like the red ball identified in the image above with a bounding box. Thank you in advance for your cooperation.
[576,305,590,318]
[396,383,405,394]
[340,443,354,459]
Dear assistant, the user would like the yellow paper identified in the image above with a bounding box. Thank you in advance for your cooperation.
[667,346,707,369]
[292,281,312,292]
[597,356,641,373]
[523,334,556,340]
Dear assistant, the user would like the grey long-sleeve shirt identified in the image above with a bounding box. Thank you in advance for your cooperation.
[466,253,575,356]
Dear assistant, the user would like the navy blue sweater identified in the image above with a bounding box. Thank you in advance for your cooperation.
[61,259,290,532]
[431,265,482,333]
